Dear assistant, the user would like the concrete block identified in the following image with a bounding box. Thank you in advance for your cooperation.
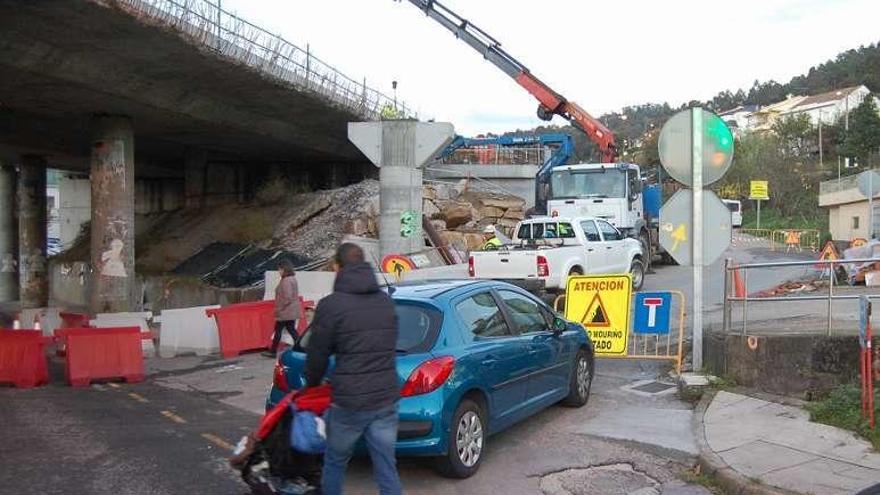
[157,305,221,358]
[717,440,816,477]
[19,307,62,336]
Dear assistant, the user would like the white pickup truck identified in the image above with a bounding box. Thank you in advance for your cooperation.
[468,216,645,293]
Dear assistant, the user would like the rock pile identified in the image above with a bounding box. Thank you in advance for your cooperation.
[424,182,526,251]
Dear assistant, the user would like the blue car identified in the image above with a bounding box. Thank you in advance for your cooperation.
[267,280,594,478]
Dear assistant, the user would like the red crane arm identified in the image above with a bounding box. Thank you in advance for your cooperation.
[405,0,618,162]
[514,73,617,162]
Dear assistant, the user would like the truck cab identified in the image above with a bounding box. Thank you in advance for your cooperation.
[540,163,653,260]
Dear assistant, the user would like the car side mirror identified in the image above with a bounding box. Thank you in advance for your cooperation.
[552,317,566,335]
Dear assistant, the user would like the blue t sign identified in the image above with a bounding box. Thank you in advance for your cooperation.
[634,292,672,335]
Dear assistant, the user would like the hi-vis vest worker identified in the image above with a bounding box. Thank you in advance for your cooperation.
[481,225,502,250]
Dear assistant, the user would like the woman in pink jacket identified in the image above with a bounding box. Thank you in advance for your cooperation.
[263,260,301,357]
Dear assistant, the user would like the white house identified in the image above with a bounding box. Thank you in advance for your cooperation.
[780,85,877,126]
[718,104,759,136]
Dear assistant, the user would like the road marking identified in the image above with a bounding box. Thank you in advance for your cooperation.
[107,383,121,389]
[128,392,149,403]
[201,433,234,451]
[160,410,187,424]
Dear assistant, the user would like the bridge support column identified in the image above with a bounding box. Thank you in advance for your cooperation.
[184,148,207,209]
[18,155,48,309]
[0,163,18,303]
[90,115,135,314]
[348,121,454,258]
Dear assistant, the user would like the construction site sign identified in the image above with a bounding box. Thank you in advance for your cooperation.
[749,180,769,200]
[564,275,632,356]
[380,254,415,281]
[815,241,840,269]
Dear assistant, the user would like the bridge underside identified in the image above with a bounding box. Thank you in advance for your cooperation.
[0,0,369,175]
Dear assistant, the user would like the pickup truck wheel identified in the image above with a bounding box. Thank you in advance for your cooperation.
[630,259,645,290]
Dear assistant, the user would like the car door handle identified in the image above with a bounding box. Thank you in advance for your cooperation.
[587,248,594,252]
[606,246,613,250]
[481,358,497,366]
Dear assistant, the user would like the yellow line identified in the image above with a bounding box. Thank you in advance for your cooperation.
[201,433,234,451]
[107,383,121,389]
[160,410,187,424]
[128,393,149,403]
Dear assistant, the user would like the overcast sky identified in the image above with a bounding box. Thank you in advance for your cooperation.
[223,0,879,136]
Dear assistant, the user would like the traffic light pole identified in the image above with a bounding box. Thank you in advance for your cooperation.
[691,108,704,372]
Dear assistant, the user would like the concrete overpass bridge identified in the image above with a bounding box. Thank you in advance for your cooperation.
[0,0,410,312]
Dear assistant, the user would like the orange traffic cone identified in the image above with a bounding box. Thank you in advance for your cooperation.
[732,265,745,298]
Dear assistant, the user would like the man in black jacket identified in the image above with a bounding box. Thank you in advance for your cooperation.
[304,243,401,495]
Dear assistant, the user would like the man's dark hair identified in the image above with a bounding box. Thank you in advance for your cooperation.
[278,259,295,274]
[334,243,365,268]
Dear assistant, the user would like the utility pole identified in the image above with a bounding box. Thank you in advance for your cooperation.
[818,111,824,168]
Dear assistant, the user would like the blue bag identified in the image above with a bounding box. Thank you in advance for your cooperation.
[289,404,327,454]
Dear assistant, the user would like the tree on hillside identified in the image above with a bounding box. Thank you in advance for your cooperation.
[840,97,880,166]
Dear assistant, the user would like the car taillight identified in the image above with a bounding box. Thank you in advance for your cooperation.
[468,256,475,277]
[273,360,289,393]
[400,356,455,397]
[537,255,549,277]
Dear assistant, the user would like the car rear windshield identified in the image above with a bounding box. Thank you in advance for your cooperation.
[395,301,443,354]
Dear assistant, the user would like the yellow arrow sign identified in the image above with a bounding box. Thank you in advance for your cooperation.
[670,224,687,252]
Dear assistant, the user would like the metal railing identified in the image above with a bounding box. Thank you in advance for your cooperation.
[723,257,880,336]
[116,0,409,120]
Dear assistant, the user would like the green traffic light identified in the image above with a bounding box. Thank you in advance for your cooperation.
[703,113,734,167]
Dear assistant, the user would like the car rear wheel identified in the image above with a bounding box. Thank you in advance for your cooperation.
[630,258,645,290]
[562,349,593,407]
[437,399,486,479]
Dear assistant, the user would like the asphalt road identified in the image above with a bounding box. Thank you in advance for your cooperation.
[2,356,711,495]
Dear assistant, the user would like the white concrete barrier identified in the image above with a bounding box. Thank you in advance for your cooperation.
[91,312,155,357]
[157,305,221,358]
[19,307,63,337]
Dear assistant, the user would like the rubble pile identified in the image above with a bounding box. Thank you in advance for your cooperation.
[424,182,526,251]
[272,180,380,260]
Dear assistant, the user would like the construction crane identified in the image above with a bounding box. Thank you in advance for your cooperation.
[403,0,618,162]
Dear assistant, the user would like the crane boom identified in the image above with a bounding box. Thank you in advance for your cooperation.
[405,0,618,162]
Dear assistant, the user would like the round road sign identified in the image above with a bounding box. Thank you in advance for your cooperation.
[380,254,415,280]
[857,170,880,198]
[658,109,734,187]
[658,189,732,266]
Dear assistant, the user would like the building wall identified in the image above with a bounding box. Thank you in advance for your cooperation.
[828,201,871,241]
[59,176,91,249]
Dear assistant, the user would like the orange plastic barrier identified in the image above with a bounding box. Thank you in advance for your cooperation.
[55,327,149,387]
[206,301,275,358]
[0,330,51,388]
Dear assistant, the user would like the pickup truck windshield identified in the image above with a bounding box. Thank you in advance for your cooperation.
[550,169,626,199]
[517,222,575,240]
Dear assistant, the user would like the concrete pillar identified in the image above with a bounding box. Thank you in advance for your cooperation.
[348,121,454,258]
[90,115,135,314]
[17,155,48,308]
[0,163,18,302]
[184,148,207,208]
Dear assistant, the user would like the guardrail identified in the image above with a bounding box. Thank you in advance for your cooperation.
[723,257,880,336]
[118,0,409,120]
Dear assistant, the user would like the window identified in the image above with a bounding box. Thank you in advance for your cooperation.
[517,223,531,240]
[544,222,576,239]
[580,221,601,242]
[456,292,511,339]
[498,290,548,334]
[550,169,627,199]
[394,303,443,353]
[598,220,621,241]
[854,216,860,229]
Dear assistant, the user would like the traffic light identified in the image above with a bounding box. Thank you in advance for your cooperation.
[703,112,734,169]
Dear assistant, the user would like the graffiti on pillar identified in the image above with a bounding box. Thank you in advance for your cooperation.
[1,253,16,273]
[93,140,128,193]
[100,239,127,278]
[400,210,418,238]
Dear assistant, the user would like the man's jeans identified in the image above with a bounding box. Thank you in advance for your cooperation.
[321,403,401,495]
